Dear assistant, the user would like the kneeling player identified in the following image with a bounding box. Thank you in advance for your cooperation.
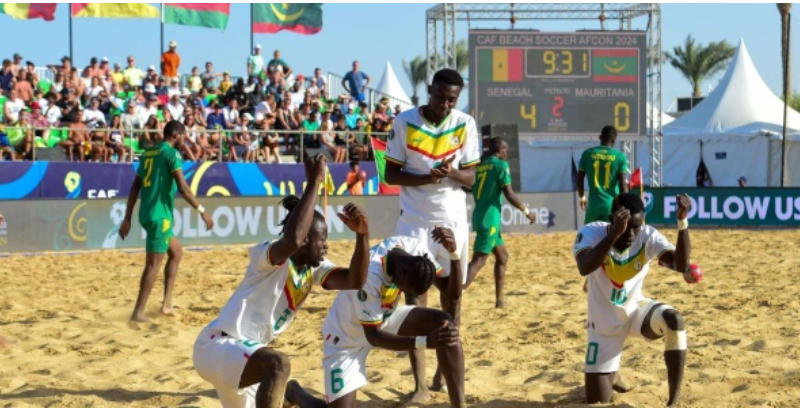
[573,193,701,406]
[192,155,371,408]
[286,228,466,408]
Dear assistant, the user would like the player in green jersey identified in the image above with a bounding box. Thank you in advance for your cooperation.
[464,137,535,308]
[119,120,214,323]
[577,126,630,224]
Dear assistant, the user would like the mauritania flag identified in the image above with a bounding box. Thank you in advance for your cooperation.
[164,3,230,30]
[593,49,638,83]
[253,3,322,34]
[478,49,523,82]
[0,3,56,21]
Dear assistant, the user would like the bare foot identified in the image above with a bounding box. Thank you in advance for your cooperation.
[613,373,632,393]
[430,370,448,393]
[495,300,505,309]
[408,388,431,404]
[130,313,150,323]
[160,306,175,316]
[0,334,16,348]
[284,380,300,407]
[666,397,680,407]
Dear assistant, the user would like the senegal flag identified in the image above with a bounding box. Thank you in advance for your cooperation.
[253,3,322,34]
[478,48,523,82]
[593,49,638,83]
[371,136,400,195]
[0,3,56,21]
[71,3,159,18]
[164,3,230,30]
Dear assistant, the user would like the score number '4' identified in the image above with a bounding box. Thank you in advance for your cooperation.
[518,101,632,132]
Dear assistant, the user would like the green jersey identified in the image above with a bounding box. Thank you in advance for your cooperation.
[137,141,183,224]
[579,145,629,212]
[472,155,512,231]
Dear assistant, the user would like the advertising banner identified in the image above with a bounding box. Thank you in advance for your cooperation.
[643,188,800,226]
[0,161,379,199]
[0,192,578,253]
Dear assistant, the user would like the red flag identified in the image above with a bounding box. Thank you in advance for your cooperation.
[629,168,642,189]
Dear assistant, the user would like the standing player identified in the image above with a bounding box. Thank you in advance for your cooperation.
[464,137,536,308]
[285,227,465,408]
[193,154,372,408]
[119,120,214,323]
[573,193,702,406]
[577,125,630,224]
[384,68,480,402]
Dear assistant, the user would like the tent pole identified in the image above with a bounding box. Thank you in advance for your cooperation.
[781,13,791,187]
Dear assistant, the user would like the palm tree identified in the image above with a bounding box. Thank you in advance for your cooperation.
[664,35,736,97]
[455,39,468,74]
[402,56,427,106]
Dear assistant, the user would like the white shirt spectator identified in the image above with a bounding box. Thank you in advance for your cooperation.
[85,85,104,99]
[4,97,25,123]
[167,87,181,99]
[167,102,185,122]
[137,104,158,127]
[254,101,272,121]
[290,91,304,109]
[44,105,62,126]
[82,108,105,127]
[223,106,240,125]
[307,83,320,97]
[315,75,327,93]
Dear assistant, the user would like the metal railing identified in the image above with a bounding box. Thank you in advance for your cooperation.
[3,126,387,164]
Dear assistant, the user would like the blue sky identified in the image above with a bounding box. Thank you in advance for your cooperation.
[0,3,797,112]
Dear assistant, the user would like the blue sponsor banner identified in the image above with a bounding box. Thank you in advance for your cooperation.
[0,161,379,199]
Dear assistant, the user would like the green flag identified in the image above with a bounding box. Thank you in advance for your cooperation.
[253,3,322,34]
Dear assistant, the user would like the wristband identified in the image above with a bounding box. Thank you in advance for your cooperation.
[677,218,689,231]
[580,195,586,201]
[449,251,461,261]
[523,208,531,216]
[196,205,206,214]
[415,336,427,350]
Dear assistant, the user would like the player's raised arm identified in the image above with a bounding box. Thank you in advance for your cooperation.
[270,154,327,266]
[575,208,630,276]
[657,194,699,283]
[119,176,141,240]
[321,203,371,290]
[432,227,462,304]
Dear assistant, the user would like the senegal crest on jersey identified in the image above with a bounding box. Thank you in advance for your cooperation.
[283,264,313,311]
[601,246,647,288]
[406,121,467,160]
[380,284,401,309]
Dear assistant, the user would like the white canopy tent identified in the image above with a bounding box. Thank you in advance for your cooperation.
[660,40,800,187]
[373,61,413,111]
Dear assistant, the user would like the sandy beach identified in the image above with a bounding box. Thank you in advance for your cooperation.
[2,229,800,407]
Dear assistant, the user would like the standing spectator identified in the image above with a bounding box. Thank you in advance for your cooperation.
[123,56,145,90]
[3,89,25,124]
[99,57,111,79]
[342,60,370,103]
[247,44,265,82]
[83,57,102,79]
[0,59,14,94]
[10,53,23,76]
[166,94,185,122]
[346,160,367,195]
[161,40,181,84]
[266,49,292,83]
[201,61,219,91]
[219,72,233,95]
[25,61,39,86]
[110,63,125,89]
[187,66,202,93]
[13,71,33,103]
[313,67,327,97]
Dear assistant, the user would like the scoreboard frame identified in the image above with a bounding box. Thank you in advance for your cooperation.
[469,30,647,140]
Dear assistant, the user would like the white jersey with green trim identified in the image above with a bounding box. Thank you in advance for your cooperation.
[321,236,443,351]
[209,240,339,344]
[573,222,675,335]
[385,108,481,223]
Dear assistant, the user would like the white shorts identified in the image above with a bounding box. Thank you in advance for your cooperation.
[584,299,674,373]
[192,326,269,408]
[395,217,469,285]
[322,305,415,402]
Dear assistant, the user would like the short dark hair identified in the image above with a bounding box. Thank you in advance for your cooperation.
[611,193,645,216]
[432,68,464,88]
[278,195,324,235]
[163,120,185,140]
[600,125,618,143]
[349,160,360,169]
[489,137,506,154]
[407,254,438,296]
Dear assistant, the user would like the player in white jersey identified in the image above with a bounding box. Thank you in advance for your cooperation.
[192,155,372,408]
[384,68,479,402]
[285,229,466,408]
[573,193,702,406]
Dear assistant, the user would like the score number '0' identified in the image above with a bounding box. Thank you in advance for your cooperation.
[519,101,631,132]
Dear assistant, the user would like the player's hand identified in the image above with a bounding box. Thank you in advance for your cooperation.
[526,212,537,224]
[338,203,368,235]
[0,212,4,225]
[683,263,702,284]
[358,170,367,182]
[201,212,214,231]
[431,226,457,254]
[610,208,630,238]
[676,194,691,220]
[119,219,131,240]
[427,321,460,349]
[304,153,328,183]
[580,196,588,211]
[430,156,455,182]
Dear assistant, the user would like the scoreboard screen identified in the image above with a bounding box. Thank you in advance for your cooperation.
[469,30,647,138]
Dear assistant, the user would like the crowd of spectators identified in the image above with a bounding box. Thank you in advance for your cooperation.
[0,43,401,164]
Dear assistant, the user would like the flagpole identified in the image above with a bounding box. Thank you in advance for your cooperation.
[160,3,165,56]
[250,3,254,54]
[69,6,74,62]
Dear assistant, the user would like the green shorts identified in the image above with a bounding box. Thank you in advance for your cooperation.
[473,225,504,254]
[141,218,174,254]
[584,208,611,224]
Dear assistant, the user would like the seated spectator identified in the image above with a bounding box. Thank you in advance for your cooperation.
[70,68,86,99]
[89,120,109,162]
[201,61,220,91]
[347,118,368,161]
[184,103,206,129]
[231,113,255,162]
[4,89,25,125]
[28,102,50,141]
[289,81,304,109]
[265,78,285,104]
[166,94,185,123]
[59,110,86,161]
[167,78,182,98]
[145,66,159,87]
[223,99,240,127]
[255,93,274,122]
[84,76,106,100]
[294,103,311,128]
[333,115,348,147]
[346,160,367,195]
[219,72,233,94]
[24,61,39,86]
[206,103,227,148]
[121,101,141,130]
[374,102,389,123]
[110,63,125,89]
[13,70,34,103]
[301,111,321,151]
[52,71,68,94]
[106,114,130,162]
[182,115,205,161]
[226,79,249,113]
[80,97,102,127]
[7,111,33,160]
[188,66,203,93]
[44,93,63,128]
[255,116,281,164]
[319,120,345,163]
[97,91,123,123]
[345,106,360,129]
[320,111,333,131]
[0,128,16,161]
[0,59,13,94]
[313,67,327,98]
[245,82,264,117]
[141,114,161,149]
[137,95,159,127]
